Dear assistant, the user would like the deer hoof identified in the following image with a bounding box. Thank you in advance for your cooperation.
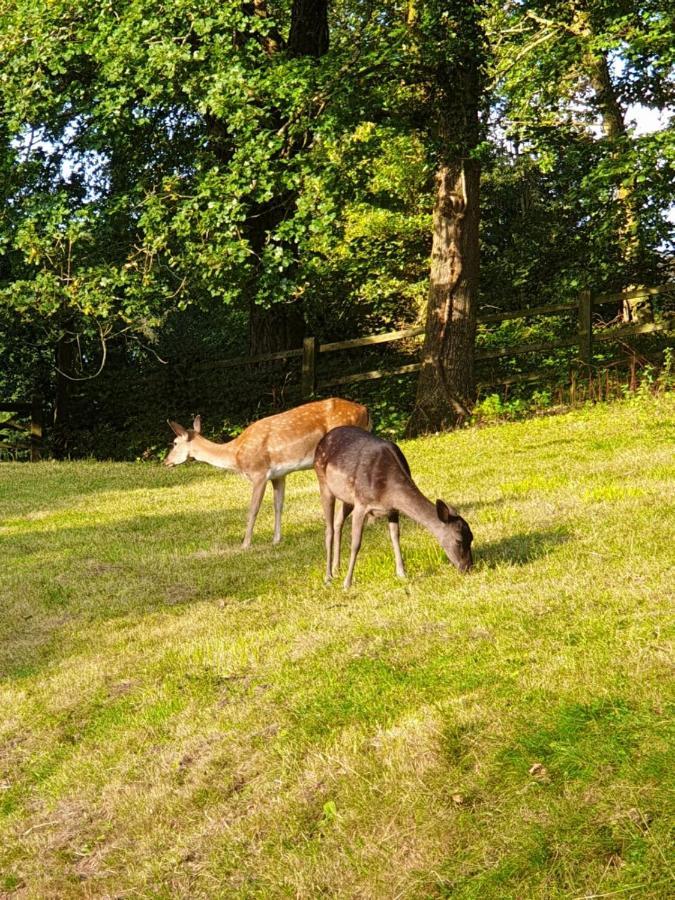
[323,574,333,585]
[241,539,252,550]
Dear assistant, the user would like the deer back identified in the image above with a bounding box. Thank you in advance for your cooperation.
[234,398,369,477]
[315,426,418,511]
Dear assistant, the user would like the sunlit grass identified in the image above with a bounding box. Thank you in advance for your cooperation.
[1,396,673,897]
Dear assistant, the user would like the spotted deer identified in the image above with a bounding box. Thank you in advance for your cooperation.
[165,398,369,547]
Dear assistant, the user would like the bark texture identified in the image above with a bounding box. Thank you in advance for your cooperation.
[573,7,651,323]
[408,160,480,434]
[585,50,651,323]
[288,0,329,56]
[248,300,305,356]
[406,2,485,435]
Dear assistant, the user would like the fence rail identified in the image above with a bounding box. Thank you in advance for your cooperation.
[294,282,675,399]
[248,283,673,398]
[319,326,426,352]
[477,302,578,323]
[171,282,675,398]
[594,282,675,305]
[3,283,673,461]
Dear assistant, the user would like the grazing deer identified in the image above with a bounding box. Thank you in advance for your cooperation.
[314,426,473,588]
[165,398,369,548]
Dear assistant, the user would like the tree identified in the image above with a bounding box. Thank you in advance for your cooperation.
[0,1,335,341]
[230,0,330,354]
[407,1,489,435]
[491,0,675,320]
[1,0,672,459]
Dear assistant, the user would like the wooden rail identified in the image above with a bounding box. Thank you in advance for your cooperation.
[14,285,668,456]
[592,320,674,343]
[319,326,425,352]
[319,362,422,388]
[209,346,303,368]
[477,302,577,323]
[180,282,673,400]
[477,370,556,389]
[593,281,675,305]
[475,336,579,362]
[0,398,43,461]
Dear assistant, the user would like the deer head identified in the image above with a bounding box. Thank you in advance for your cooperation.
[164,416,202,467]
[435,499,473,572]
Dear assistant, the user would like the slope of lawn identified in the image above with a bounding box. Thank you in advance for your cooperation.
[0,395,673,899]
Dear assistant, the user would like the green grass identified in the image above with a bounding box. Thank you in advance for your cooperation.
[1,396,673,898]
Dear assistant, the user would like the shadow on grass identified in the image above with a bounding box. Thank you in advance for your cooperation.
[0,501,329,680]
[476,526,569,568]
[0,461,226,518]
[1,490,569,682]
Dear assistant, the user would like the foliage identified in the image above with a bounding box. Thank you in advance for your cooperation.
[0,0,673,444]
[488,0,675,290]
[0,0,436,396]
[472,391,533,423]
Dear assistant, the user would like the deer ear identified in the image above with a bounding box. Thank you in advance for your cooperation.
[193,415,202,434]
[168,420,188,437]
[436,499,460,523]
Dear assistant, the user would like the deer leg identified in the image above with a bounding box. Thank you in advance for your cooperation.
[343,506,366,590]
[388,512,406,579]
[332,502,353,577]
[242,477,268,549]
[319,487,336,584]
[271,477,286,545]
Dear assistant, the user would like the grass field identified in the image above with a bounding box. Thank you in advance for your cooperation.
[0,396,673,899]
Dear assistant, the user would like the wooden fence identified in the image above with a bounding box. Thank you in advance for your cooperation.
[2,282,673,460]
[199,282,675,399]
[0,399,43,461]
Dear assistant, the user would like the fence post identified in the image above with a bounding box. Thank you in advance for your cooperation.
[301,336,317,400]
[578,289,592,366]
[30,396,43,462]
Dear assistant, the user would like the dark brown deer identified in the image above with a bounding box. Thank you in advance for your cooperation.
[314,426,473,588]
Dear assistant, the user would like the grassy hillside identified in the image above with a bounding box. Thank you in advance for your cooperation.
[1,396,673,899]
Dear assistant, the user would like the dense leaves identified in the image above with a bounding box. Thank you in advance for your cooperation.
[0,0,672,450]
[489,0,675,296]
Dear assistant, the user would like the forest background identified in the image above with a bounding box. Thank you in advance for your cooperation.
[0,0,673,458]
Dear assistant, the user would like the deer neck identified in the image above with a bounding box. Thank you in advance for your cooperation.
[395,483,443,537]
[190,435,240,472]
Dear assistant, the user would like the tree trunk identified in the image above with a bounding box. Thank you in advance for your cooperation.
[248,301,305,356]
[197,0,328,355]
[407,0,485,435]
[53,330,77,458]
[244,0,328,355]
[244,183,307,355]
[408,160,480,435]
[288,0,328,56]
[582,42,651,322]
